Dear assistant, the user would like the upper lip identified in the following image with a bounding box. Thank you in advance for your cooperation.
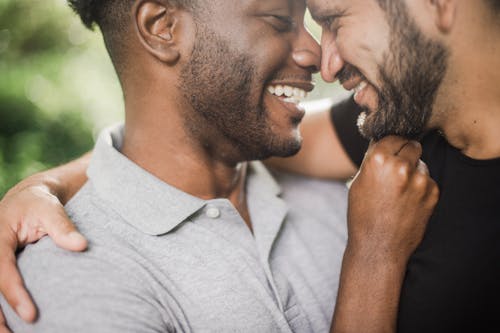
[341,76,365,91]
[267,80,315,93]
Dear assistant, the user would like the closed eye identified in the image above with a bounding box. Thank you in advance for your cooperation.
[314,10,347,32]
[267,15,296,33]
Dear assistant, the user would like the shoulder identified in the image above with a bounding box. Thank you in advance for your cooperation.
[420,130,448,176]
[1,184,171,332]
[420,130,447,152]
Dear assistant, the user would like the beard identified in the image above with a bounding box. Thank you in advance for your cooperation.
[178,24,302,162]
[356,1,449,141]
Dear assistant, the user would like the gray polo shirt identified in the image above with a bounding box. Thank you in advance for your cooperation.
[2,125,348,333]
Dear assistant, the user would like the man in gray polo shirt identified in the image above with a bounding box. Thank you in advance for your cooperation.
[0,0,437,332]
[2,123,349,332]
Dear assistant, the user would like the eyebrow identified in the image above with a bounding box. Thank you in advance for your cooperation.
[309,5,346,24]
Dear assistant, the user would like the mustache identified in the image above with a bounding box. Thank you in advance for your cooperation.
[336,64,363,84]
[270,73,313,83]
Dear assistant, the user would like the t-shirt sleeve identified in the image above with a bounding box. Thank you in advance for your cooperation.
[330,96,369,167]
[0,239,172,333]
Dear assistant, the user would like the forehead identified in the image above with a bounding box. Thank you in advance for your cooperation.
[307,0,343,15]
[208,0,306,15]
[307,0,367,18]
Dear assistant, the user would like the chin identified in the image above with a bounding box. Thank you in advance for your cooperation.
[270,136,303,158]
[247,136,302,161]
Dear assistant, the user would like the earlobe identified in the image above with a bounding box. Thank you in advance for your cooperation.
[432,0,457,33]
[134,0,181,64]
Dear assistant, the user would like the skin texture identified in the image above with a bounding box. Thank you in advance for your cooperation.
[0,153,90,327]
[3,0,481,331]
[331,137,438,333]
[308,0,500,159]
[303,0,500,331]
[311,0,449,141]
[0,0,323,328]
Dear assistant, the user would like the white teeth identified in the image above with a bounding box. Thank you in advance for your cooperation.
[266,84,308,101]
[357,111,367,129]
[274,85,284,96]
[293,88,300,97]
[283,97,300,105]
[354,81,367,94]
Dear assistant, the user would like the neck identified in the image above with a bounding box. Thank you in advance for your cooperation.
[120,83,251,226]
[432,17,500,159]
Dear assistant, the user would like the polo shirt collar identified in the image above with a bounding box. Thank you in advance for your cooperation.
[87,124,283,236]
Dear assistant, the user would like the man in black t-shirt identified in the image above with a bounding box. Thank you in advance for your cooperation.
[330,97,500,333]
[0,0,498,332]
[302,0,500,331]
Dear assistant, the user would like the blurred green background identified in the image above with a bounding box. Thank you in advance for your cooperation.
[0,0,345,196]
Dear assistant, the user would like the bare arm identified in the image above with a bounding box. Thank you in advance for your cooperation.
[0,152,91,325]
[266,101,358,180]
[330,137,439,333]
[268,100,436,332]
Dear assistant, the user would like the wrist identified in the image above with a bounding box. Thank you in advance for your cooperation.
[343,240,409,272]
[21,173,66,201]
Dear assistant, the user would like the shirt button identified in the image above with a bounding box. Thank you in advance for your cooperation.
[206,206,220,219]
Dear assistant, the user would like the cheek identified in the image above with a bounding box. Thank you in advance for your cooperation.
[337,25,387,83]
[252,40,292,82]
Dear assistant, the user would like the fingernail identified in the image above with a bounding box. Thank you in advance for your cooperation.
[16,303,34,322]
[68,232,87,247]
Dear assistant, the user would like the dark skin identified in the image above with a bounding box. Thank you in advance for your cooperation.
[0,0,439,332]
[120,0,321,228]
[331,137,438,333]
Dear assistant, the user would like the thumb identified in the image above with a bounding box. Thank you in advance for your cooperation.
[42,209,87,252]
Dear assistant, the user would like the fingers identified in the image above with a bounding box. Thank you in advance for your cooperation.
[369,136,412,156]
[396,140,423,168]
[42,209,87,252]
[417,159,429,176]
[0,243,37,323]
[0,307,12,333]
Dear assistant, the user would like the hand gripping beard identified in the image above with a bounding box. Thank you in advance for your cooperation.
[359,1,449,141]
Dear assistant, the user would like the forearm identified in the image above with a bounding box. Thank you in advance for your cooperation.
[13,152,91,205]
[265,110,357,180]
[330,245,407,333]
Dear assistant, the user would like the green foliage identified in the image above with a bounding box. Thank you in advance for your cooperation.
[0,0,105,196]
[0,1,339,197]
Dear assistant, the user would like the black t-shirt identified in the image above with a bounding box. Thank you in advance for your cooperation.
[331,97,500,333]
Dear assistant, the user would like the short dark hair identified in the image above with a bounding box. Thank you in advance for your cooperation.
[487,0,500,11]
[67,0,199,74]
[68,0,198,30]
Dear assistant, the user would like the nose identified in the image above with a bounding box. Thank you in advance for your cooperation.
[292,26,321,74]
[320,29,344,82]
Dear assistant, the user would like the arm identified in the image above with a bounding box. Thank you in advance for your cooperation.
[0,152,91,324]
[266,99,358,180]
[330,137,439,333]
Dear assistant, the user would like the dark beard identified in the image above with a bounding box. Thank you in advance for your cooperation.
[359,1,449,141]
[179,25,301,162]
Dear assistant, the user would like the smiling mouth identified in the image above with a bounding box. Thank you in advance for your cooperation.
[265,82,313,105]
[340,77,369,101]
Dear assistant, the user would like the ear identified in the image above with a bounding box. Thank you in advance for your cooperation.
[134,1,183,64]
[430,0,457,33]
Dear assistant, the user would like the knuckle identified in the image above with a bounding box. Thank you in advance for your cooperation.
[369,152,387,167]
[430,184,440,202]
[409,140,423,155]
[412,173,429,190]
[394,160,412,180]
